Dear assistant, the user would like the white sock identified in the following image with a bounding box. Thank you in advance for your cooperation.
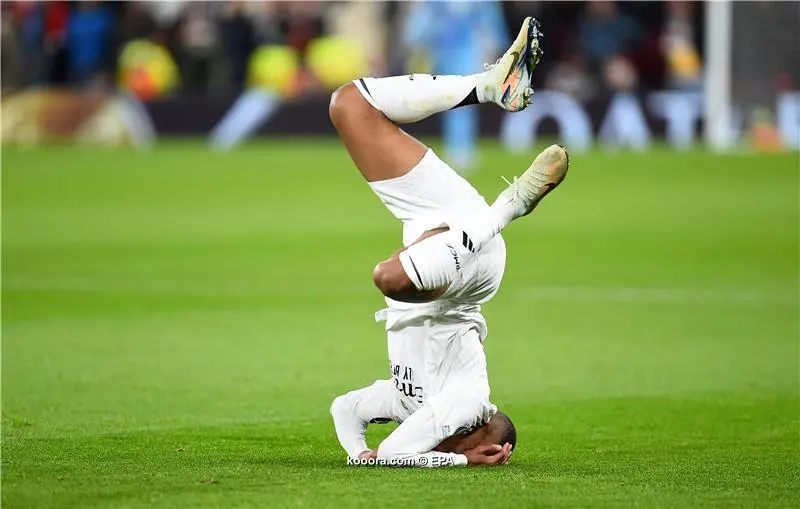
[455,198,517,252]
[398,233,460,291]
[354,74,490,124]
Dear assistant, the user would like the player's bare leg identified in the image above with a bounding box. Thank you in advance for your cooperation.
[329,82,428,183]
[330,18,568,303]
[330,17,542,183]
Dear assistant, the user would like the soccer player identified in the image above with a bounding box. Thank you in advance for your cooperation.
[329,18,568,467]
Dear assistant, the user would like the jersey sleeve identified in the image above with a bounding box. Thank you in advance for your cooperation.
[376,401,474,468]
[330,380,405,459]
[382,450,468,468]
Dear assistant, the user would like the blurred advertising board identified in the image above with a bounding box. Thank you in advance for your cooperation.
[2,89,796,152]
[143,90,799,152]
[1,90,155,148]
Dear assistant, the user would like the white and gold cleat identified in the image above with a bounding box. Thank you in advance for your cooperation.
[494,144,569,219]
[481,17,543,112]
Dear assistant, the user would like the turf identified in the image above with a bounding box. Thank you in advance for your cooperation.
[2,140,798,508]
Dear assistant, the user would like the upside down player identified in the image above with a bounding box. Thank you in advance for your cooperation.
[329,18,569,467]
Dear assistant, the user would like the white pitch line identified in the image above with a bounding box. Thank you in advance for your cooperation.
[3,276,797,307]
[1,276,372,298]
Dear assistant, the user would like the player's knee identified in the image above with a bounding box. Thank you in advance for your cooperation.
[372,260,414,298]
[328,85,346,126]
[329,82,362,129]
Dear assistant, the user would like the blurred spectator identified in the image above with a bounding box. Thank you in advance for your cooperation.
[662,0,702,90]
[274,1,327,93]
[578,1,642,90]
[117,2,157,44]
[1,3,22,91]
[325,1,386,76]
[146,0,186,29]
[544,41,598,102]
[247,1,282,45]
[2,0,791,123]
[15,2,47,85]
[219,2,256,90]
[65,1,114,86]
[279,1,324,51]
[14,1,69,86]
[176,2,219,93]
[603,55,638,92]
[403,0,508,171]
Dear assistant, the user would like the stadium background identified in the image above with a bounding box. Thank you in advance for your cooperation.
[2,1,798,508]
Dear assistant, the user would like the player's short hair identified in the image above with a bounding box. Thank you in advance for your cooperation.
[493,411,517,450]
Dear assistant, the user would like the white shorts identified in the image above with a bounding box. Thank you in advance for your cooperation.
[368,149,506,306]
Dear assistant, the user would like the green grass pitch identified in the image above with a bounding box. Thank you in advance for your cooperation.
[2,140,798,508]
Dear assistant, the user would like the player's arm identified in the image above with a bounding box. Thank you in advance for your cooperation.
[330,381,399,460]
[330,395,370,459]
[365,443,511,468]
[374,403,512,468]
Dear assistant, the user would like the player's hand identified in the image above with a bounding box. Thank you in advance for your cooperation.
[498,442,513,465]
[464,442,513,466]
[358,449,377,461]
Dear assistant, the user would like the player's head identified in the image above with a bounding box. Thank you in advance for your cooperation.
[489,410,517,449]
[433,410,517,454]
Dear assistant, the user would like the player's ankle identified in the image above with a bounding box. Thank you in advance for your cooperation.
[474,72,493,104]
[489,196,517,227]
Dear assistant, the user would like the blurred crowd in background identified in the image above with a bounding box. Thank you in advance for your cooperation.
[0,0,727,100]
[1,1,796,157]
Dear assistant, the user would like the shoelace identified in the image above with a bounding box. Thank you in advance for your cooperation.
[500,171,547,198]
[483,58,502,71]
[497,175,519,206]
